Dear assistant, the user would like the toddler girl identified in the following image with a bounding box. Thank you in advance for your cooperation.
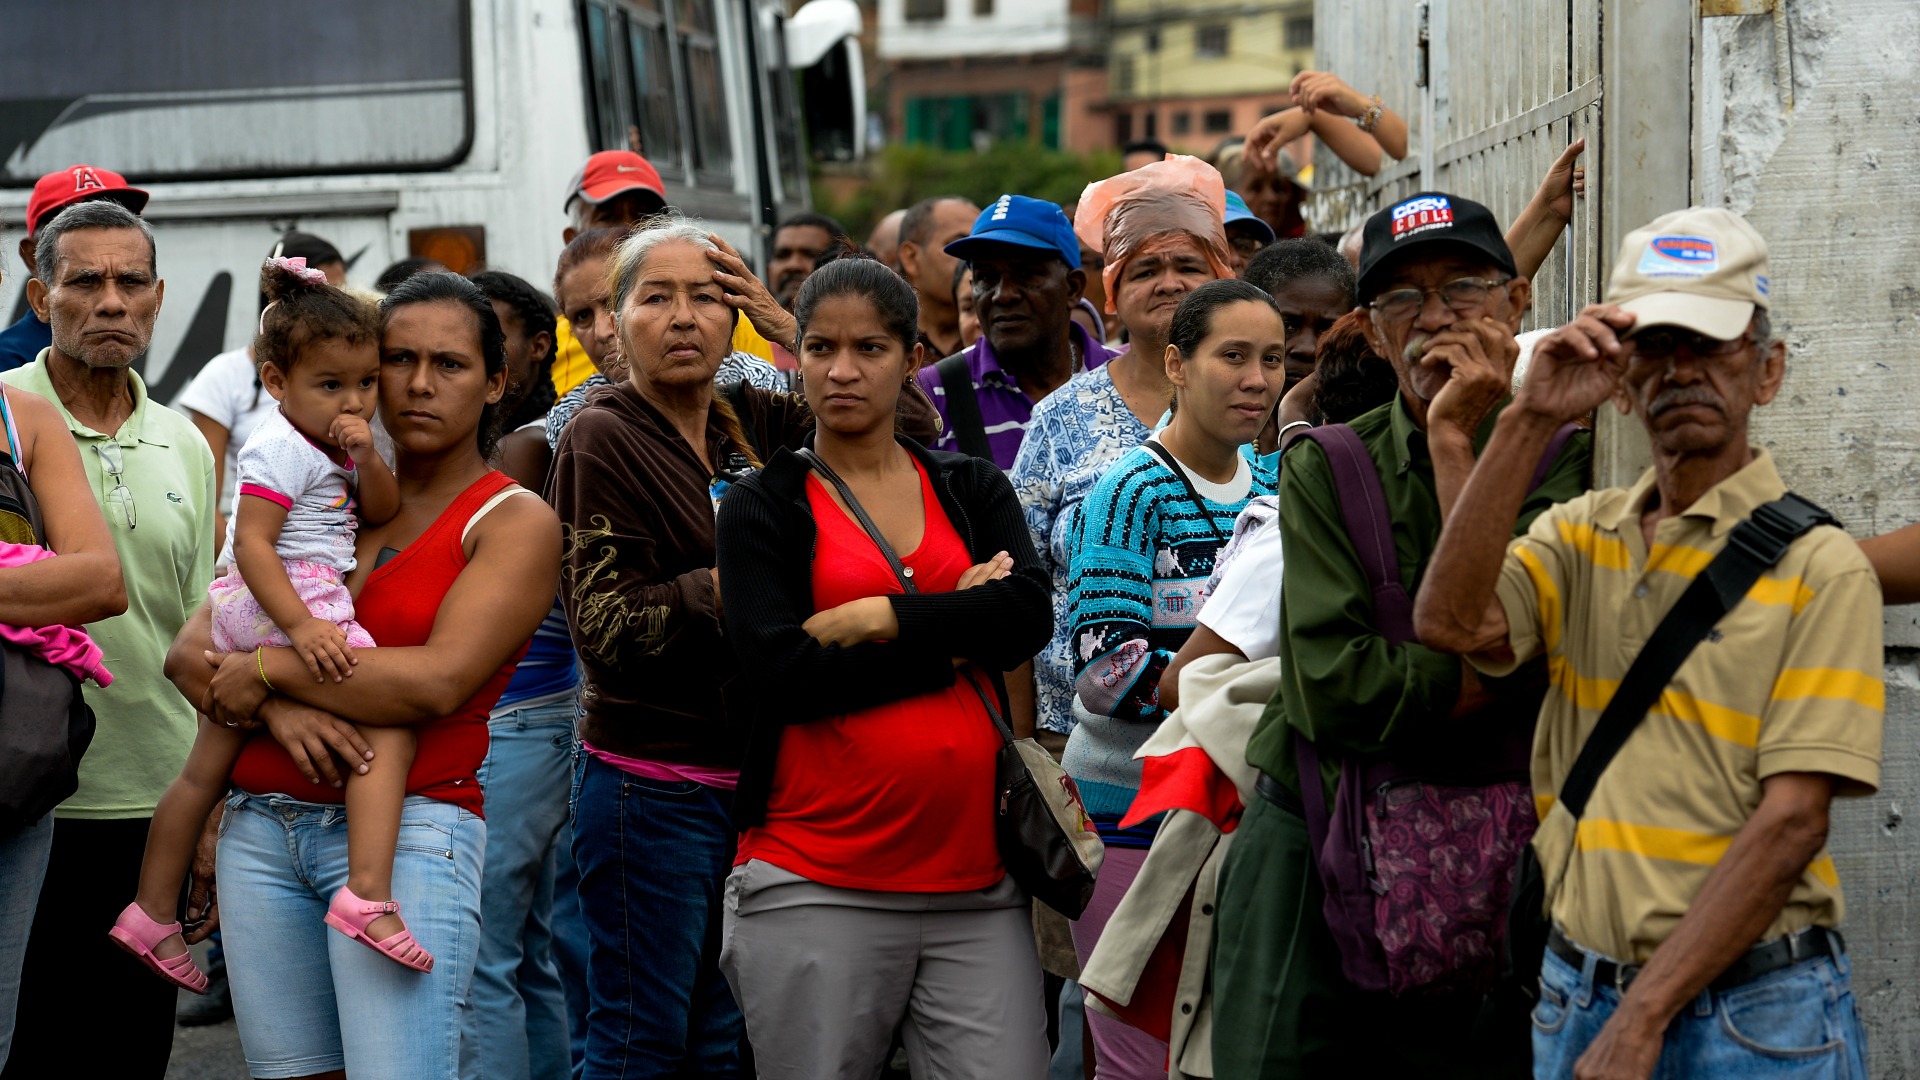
[110,257,426,990]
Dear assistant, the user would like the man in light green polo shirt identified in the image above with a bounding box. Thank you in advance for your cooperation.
[2,199,213,1077]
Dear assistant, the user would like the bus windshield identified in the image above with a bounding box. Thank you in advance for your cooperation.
[0,0,472,183]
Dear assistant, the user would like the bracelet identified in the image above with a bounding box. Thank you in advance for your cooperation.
[256,646,276,692]
[1278,419,1315,441]
[1355,96,1384,133]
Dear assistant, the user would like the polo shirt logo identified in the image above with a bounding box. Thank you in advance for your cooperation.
[166,491,183,504]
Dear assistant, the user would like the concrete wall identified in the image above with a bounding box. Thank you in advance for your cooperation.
[1699,3,1920,1068]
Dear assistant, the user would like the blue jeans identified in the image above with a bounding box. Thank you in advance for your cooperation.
[571,754,743,1079]
[0,815,50,1069]
[555,828,590,1078]
[1532,938,1869,1079]
[218,791,486,1080]
[461,694,579,1080]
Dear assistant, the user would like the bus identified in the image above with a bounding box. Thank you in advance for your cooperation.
[0,0,865,404]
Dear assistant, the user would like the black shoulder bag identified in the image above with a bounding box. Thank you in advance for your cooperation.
[1478,492,1837,1048]
[933,354,993,462]
[798,448,1103,916]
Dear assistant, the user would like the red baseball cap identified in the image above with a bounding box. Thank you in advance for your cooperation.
[564,151,666,213]
[27,164,149,237]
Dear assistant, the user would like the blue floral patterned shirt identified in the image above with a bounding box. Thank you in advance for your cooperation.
[1009,362,1154,735]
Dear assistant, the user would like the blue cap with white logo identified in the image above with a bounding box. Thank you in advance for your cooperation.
[1224,191,1277,244]
[945,194,1082,269]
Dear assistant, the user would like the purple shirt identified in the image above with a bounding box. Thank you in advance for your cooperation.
[917,321,1118,470]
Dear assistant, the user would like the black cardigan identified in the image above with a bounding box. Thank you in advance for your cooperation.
[715,435,1054,828]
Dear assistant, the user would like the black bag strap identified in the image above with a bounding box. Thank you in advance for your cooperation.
[1554,492,1835,819]
[1143,440,1230,546]
[798,448,918,595]
[934,353,993,462]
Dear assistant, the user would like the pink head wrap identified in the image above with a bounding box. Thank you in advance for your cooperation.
[1073,155,1234,314]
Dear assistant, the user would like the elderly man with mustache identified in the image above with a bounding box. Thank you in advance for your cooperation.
[1414,208,1881,1080]
[1210,192,1591,1079]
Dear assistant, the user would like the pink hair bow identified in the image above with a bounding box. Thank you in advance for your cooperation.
[271,255,328,286]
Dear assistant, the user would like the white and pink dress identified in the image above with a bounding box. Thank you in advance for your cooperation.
[208,409,375,652]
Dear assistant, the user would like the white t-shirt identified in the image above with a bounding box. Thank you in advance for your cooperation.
[1150,430,1255,504]
[220,409,361,573]
[175,346,279,510]
[1195,496,1283,662]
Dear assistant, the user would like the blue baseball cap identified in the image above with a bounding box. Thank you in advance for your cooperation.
[1224,191,1276,244]
[944,194,1082,269]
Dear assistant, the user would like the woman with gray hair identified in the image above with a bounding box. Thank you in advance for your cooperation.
[547,215,813,1077]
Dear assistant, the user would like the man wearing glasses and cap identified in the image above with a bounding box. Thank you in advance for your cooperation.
[1417,207,1879,1078]
[1211,191,1591,1078]
[2,199,214,1078]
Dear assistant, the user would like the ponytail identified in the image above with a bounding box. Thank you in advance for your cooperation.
[710,382,762,469]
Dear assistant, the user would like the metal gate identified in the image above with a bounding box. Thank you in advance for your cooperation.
[1311,0,1605,333]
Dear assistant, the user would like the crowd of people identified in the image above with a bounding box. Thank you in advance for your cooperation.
[0,66,1903,1080]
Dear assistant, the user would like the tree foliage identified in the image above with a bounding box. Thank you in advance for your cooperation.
[813,144,1124,242]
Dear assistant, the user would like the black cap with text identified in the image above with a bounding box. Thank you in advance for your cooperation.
[1356,191,1516,302]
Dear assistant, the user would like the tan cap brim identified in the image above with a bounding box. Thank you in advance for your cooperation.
[1618,292,1754,341]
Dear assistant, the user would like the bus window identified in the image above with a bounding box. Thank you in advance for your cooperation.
[581,2,632,156]
[625,0,682,166]
[679,0,734,182]
[764,14,807,201]
[0,0,471,181]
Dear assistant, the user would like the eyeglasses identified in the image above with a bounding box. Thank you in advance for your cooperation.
[94,442,136,530]
[1368,276,1512,323]
[1628,328,1756,360]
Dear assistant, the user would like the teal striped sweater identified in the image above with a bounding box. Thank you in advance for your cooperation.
[1062,442,1275,844]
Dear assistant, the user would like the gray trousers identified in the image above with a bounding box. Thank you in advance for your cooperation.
[720,860,1051,1080]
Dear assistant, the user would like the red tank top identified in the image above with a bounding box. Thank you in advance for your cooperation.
[735,457,1004,892]
[230,471,525,816]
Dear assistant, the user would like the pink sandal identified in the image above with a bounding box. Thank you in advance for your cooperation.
[325,886,434,973]
[108,902,209,994]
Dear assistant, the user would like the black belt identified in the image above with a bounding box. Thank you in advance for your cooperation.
[1254,771,1305,816]
[1547,924,1845,995]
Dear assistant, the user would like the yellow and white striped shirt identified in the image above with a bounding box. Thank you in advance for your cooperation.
[1481,449,1883,963]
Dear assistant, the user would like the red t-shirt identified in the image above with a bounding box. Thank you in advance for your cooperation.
[230,471,525,817]
[736,457,1004,892]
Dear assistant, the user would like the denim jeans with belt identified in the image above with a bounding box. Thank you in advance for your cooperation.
[0,815,50,1069]
[461,692,579,1080]
[571,753,743,1079]
[218,790,485,1080]
[1531,936,1868,1079]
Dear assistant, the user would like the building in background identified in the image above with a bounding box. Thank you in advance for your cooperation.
[877,0,1109,152]
[1104,0,1312,154]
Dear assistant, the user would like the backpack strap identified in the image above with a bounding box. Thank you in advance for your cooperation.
[1298,424,1414,643]
[1554,492,1836,819]
[934,353,993,462]
[1527,422,1581,492]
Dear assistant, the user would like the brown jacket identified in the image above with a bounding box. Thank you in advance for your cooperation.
[548,380,809,764]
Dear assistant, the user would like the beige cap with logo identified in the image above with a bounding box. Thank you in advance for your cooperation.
[1606,207,1770,340]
